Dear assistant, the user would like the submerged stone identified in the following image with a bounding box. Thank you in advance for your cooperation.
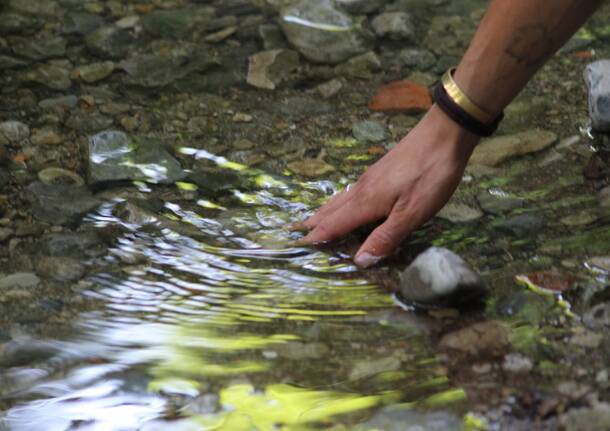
[76,61,115,83]
[38,167,84,187]
[436,201,483,223]
[0,272,40,290]
[439,320,510,357]
[141,7,214,38]
[287,159,335,178]
[371,12,415,41]
[368,80,432,113]
[352,120,387,143]
[36,256,85,283]
[584,60,610,132]
[22,62,72,90]
[26,182,101,226]
[398,247,487,307]
[280,0,373,64]
[496,213,544,238]
[0,120,30,145]
[336,0,385,15]
[477,189,524,214]
[85,26,134,59]
[10,36,67,61]
[470,129,557,166]
[247,49,299,90]
[62,12,105,36]
[88,130,186,185]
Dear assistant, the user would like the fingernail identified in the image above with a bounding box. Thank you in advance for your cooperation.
[354,252,382,268]
[286,222,308,232]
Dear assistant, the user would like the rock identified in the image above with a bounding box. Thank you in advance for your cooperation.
[38,232,106,258]
[0,13,42,36]
[36,256,85,283]
[0,120,30,145]
[9,0,59,16]
[89,130,186,185]
[0,272,40,290]
[599,186,610,208]
[85,26,134,59]
[10,36,67,61]
[583,302,610,331]
[368,80,432,113]
[371,12,415,41]
[559,403,610,431]
[30,128,62,146]
[141,8,214,38]
[517,272,575,293]
[276,96,333,118]
[38,167,84,187]
[352,120,387,143]
[205,26,238,43]
[258,24,286,50]
[247,49,299,90]
[0,55,27,70]
[62,12,105,35]
[39,95,78,110]
[280,0,373,64]
[349,356,402,381]
[336,0,385,15]
[232,113,253,123]
[0,227,12,243]
[439,321,510,357]
[477,189,524,214]
[26,182,101,226]
[398,247,487,307]
[23,62,72,90]
[394,48,436,70]
[314,78,343,99]
[584,60,610,132]
[76,61,115,83]
[287,159,335,178]
[470,129,558,167]
[502,353,534,373]
[355,408,462,431]
[436,202,483,223]
[560,210,598,227]
[274,341,329,360]
[570,329,603,349]
[187,167,248,198]
[496,213,544,237]
[590,256,610,272]
[334,51,381,79]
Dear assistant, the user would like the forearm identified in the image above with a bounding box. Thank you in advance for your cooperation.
[454,0,604,116]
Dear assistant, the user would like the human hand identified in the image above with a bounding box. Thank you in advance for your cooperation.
[300,105,480,268]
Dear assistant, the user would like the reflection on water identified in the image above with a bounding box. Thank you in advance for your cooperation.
[0,150,461,430]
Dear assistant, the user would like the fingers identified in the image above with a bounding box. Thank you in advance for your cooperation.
[301,198,378,244]
[304,187,352,229]
[354,206,419,268]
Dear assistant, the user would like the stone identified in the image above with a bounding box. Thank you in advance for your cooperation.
[439,321,510,357]
[0,121,29,145]
[334,51,381,79]
[9,0,58,16]
[336,0,385,15]
[590,256,610,272]
[23,62,72,90]
[502,353,534,373]
[570,329,603,349]
[0,55,27,70]
[62,12,105,35]
[599,186,610,208]
[470,129,558,166]
[204,26,238,43]
[38,167,85,187]
[368,80,432,113]
[0,227,12,242]
[76,61,115,83]
[496,213,544,238]
[398,247,487,307]
[559,403,610,431]
[314,78,344,99]
[0,13,42,36]
[287,159,335,178]
[371,12,415,41]
[141,8,214,39]
[85,26,134,59]
[584,60,610,132]
[560,210,598,227]
[355,408,462,431]
[436,202,483,223]
[258,24,286,50]
[39,95,78,110]
[10,36,67,61]
[89,130,186,185]
[26,182,101,226]
[36,256,85,283]
[352,120,387,143]
[583,302,610,331]
[187,167,248,198]
[30,128,62,146]
[394,48,436,70]
[349,356,402,381]
[232,113,253,123]
[247,49,299,90]
[0,272,40,290]
[477,189,524,214]
[280,0,373,64]
[38,232,106,258]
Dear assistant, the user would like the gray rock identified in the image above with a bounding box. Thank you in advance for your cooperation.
[39,95,78,110]
[334,51,381,79]
[398,247,487,307]
[0,120,30,145]
[502,353,534,373]
[77,61,115,83]
[559,403,610,431]
[496,213,544,237]
[22,62,72,90]
[10,36,67,61]
[36,256,85,283]
[0,273,40,290]
[355,407,462,431]
[38,232,106,258]
[470,129,558,166]
[62,12,105,36]
[89,130,186,185]
[0,55,27,70]
[258,24,287,50]
[371,12,415,41]
[247,49,299,90]
[394,48,436,70]
[314,78,344,99]
[26,182,101,226]
[280,0,373,64]
[584,302,610,331]
[477,189,524,214]
[437,201,483,223]
[85,26,134,59]
[585,60,610,132]
[336,0,385,15]
[352,120,387,142]
[38,167,84,187]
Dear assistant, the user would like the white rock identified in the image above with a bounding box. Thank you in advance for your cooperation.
[585,60,610,132]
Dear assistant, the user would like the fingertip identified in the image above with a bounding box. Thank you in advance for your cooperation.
[354,252,383,268]
[286,221,309,232]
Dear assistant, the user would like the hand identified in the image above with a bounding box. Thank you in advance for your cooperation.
[301,105,480,268]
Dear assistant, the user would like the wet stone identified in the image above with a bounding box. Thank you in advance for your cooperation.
[0,227,13,243]
[26,181,101,226]
[349,355,402,381]
[439,320,510,358]
[0,13,42,36]
[10,36,67,61]
[352,120,387,143]
[334,51,381,79]
[583,302,610,331]
[38,232,105,258]
[0,55,27,70]
[258,24,287,50]
[355,407,462,431]
[76,61,115,83]
[247,49,299,90]
[30,128,62,146]
[590,256,610,272]
[470,129,558,167]
[187,167,248,198]
[559,403,610,431]
[141,7,214,38]
[314,78,344,99]
[38,167,84,187]
[502,353,534,373]
[398,247,487,308]
[599,186,610,207]
[477,190,524,214]
[436,201,483,223]
[39,95,78,110]
[85,26,134,59]
[9,0,59,16]
[496,213,544,238]
[89,130,186,185]
[394,48,436,70]
[62,12,105,35]
[584,60,610,132]
[0,272,40,290]
[280,0,373,64]
[0,120,30,145]
[371,12,415,41]
[36,256,85,283]
[336,0,385,15]
[23,62,72,90]
[288,159,335,178]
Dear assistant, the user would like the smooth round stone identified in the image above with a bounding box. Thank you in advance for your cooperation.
[352,120,387,143]
[398,247,487,308]
[38,167,85,187]
[0,272,40,290]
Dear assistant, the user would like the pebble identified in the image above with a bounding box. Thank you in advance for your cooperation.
[30,128,62,146]
[287,159,335,178]
[560,210,598,227]
[38,167,84,187]
[470,129,558,166]
[334,51,381,79]
[502,353,534,373]
[398,247,487,307]
[496,213,544,238]
[352,120,387,143]
[23,62,72,90]
[232,113,253,123]
[36,256,85,283]
[371,12,415,41]
[314,78,343,99]
[439,320,510,358]
[76,61,115,83]
[335,0,385,14]
[436,201,483,223]
[0,120,30,145]
[368,80,432,113]
[584,60,610,132]
[247,49,299,90]
[559,402,610,431]
[39,95,78,110]
[0,272,40,290]
[26,181,101,226]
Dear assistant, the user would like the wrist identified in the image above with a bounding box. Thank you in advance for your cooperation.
[426,104,481,152]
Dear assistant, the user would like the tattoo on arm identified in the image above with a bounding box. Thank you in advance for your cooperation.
[504,24,553,68]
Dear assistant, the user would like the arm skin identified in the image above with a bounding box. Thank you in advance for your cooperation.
[301,0,605,268]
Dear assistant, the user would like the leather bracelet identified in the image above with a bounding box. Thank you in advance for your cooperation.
[433,69,504,137]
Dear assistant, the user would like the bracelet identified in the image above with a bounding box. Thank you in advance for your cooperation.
[433,68,504,137]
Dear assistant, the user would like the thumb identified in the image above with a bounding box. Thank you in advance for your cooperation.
[354,209,418,268]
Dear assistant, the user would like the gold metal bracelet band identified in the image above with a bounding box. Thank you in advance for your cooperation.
[441,68,494,124]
